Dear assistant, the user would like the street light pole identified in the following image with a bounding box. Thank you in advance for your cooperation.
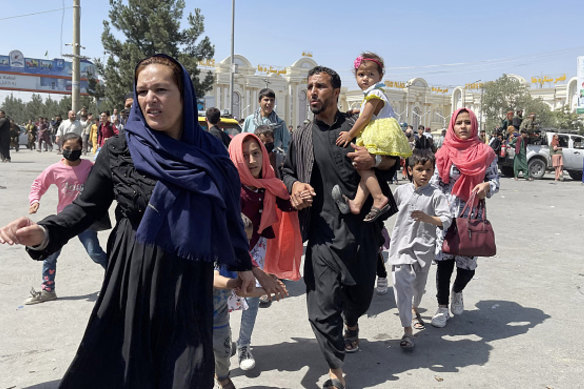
[72,0,80,113]
[229,0,235,116]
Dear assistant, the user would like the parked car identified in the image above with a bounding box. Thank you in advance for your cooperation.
[18,125,29,146]
[197,116,242,138]
[499,130,584,180]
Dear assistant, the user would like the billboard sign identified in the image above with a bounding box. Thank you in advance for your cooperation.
[577,56,584,114]
[0,50,97,96]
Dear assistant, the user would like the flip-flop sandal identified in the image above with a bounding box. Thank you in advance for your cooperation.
[400,334,415,350]
[413,312,425,330]
[323,378,346,389]
[332,184,350,215]
[343,325,359,353]
[363,203,391,222]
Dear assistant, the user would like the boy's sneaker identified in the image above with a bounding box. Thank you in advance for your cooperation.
[431,307,451,328]
[451,290,464,316]
[237,346,255,371]
[24,288,57,305]
[376,277,388,295]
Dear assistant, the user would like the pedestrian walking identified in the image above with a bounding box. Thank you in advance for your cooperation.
[550,134,564,181]
[281,66,399,389]
[389,149,451,348]
[0,54,254,389]
[0,110,11,162]
[24,132,108,305]
[228,132,297,371]
[430,108,500,328]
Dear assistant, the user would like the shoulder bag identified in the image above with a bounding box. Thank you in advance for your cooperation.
[442,192,496,257]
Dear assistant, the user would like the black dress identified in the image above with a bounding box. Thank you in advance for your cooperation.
[28,135,251,388]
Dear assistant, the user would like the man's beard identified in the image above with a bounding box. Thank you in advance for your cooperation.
[310,99,326,115]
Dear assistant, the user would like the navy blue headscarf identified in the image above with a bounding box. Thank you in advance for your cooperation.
[124,54,249,267]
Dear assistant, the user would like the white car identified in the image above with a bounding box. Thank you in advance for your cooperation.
[499,131,584,180]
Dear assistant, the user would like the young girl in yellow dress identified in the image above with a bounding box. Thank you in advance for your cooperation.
[334,52,412,222]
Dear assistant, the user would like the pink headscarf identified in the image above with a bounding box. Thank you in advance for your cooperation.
[228,133,290,234]
[435,108,496,204]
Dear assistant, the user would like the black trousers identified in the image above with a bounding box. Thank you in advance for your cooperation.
[376,252,387,278]
[435,259,475,306]
[304,243,377,369]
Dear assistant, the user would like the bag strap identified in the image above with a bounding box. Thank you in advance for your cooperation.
[458,192,488,220]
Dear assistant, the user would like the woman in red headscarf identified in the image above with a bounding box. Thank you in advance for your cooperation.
[228,132,302,372]
[429,108,500,328]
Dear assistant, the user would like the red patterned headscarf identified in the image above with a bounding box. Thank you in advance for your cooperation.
[435,108,496,204]
[228,133,290,234]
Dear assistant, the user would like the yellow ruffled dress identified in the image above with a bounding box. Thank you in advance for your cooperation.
[357,84,412,158]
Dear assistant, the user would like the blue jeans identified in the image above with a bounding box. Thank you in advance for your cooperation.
[213,289,232,380]
[41,229,107,291]
[237,296,260,348]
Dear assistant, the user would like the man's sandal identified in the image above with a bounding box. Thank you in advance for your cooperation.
[323,378,346,389]
[215,377,236,389]
[343,325,359,353]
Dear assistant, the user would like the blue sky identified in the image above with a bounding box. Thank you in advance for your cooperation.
[2,0,584,101]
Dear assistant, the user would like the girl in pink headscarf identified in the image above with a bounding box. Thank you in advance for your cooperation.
[228,132,302,371]
[429,108,499,328]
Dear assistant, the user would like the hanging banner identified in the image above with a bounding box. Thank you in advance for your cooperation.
[577,56,584,114]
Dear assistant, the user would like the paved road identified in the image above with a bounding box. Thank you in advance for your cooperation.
[0,149,583,388]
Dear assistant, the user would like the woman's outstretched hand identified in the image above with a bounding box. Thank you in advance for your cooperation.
[0,217,45,246]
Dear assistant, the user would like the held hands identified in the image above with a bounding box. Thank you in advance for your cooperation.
[237,270,255,295]
[0,217,45,246]
[472,182,491,200]
[336,131,353,148]
[291,182,316,210]
[252,267,288,302]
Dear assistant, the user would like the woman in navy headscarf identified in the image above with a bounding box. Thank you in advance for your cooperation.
[0,54,254,388]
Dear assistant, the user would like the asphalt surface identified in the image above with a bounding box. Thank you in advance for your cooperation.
[0,148,583,388]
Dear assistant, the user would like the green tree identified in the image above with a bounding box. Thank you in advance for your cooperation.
[550,106,584,133]
[482,74,528,131]
[0,94,26,123]
[98,0,214,110]
[482,74,553,131]
[26,94,45,121]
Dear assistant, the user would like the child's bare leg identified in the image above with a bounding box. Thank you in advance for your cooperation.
[347,177,368,215]
[361,168,388,210]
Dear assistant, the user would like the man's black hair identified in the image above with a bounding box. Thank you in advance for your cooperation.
[258,88,276,101]
[206,107,221,125]
[408,148,436,167]
[307,66,341,89]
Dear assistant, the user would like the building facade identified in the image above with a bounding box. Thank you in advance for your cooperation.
[202,55,581,131]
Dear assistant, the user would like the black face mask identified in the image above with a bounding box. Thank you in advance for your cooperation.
[264,142,275,153]
[62,149,82,162]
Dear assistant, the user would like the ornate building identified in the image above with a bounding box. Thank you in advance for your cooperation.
[202,55,317,129]
[202,55,581,131]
